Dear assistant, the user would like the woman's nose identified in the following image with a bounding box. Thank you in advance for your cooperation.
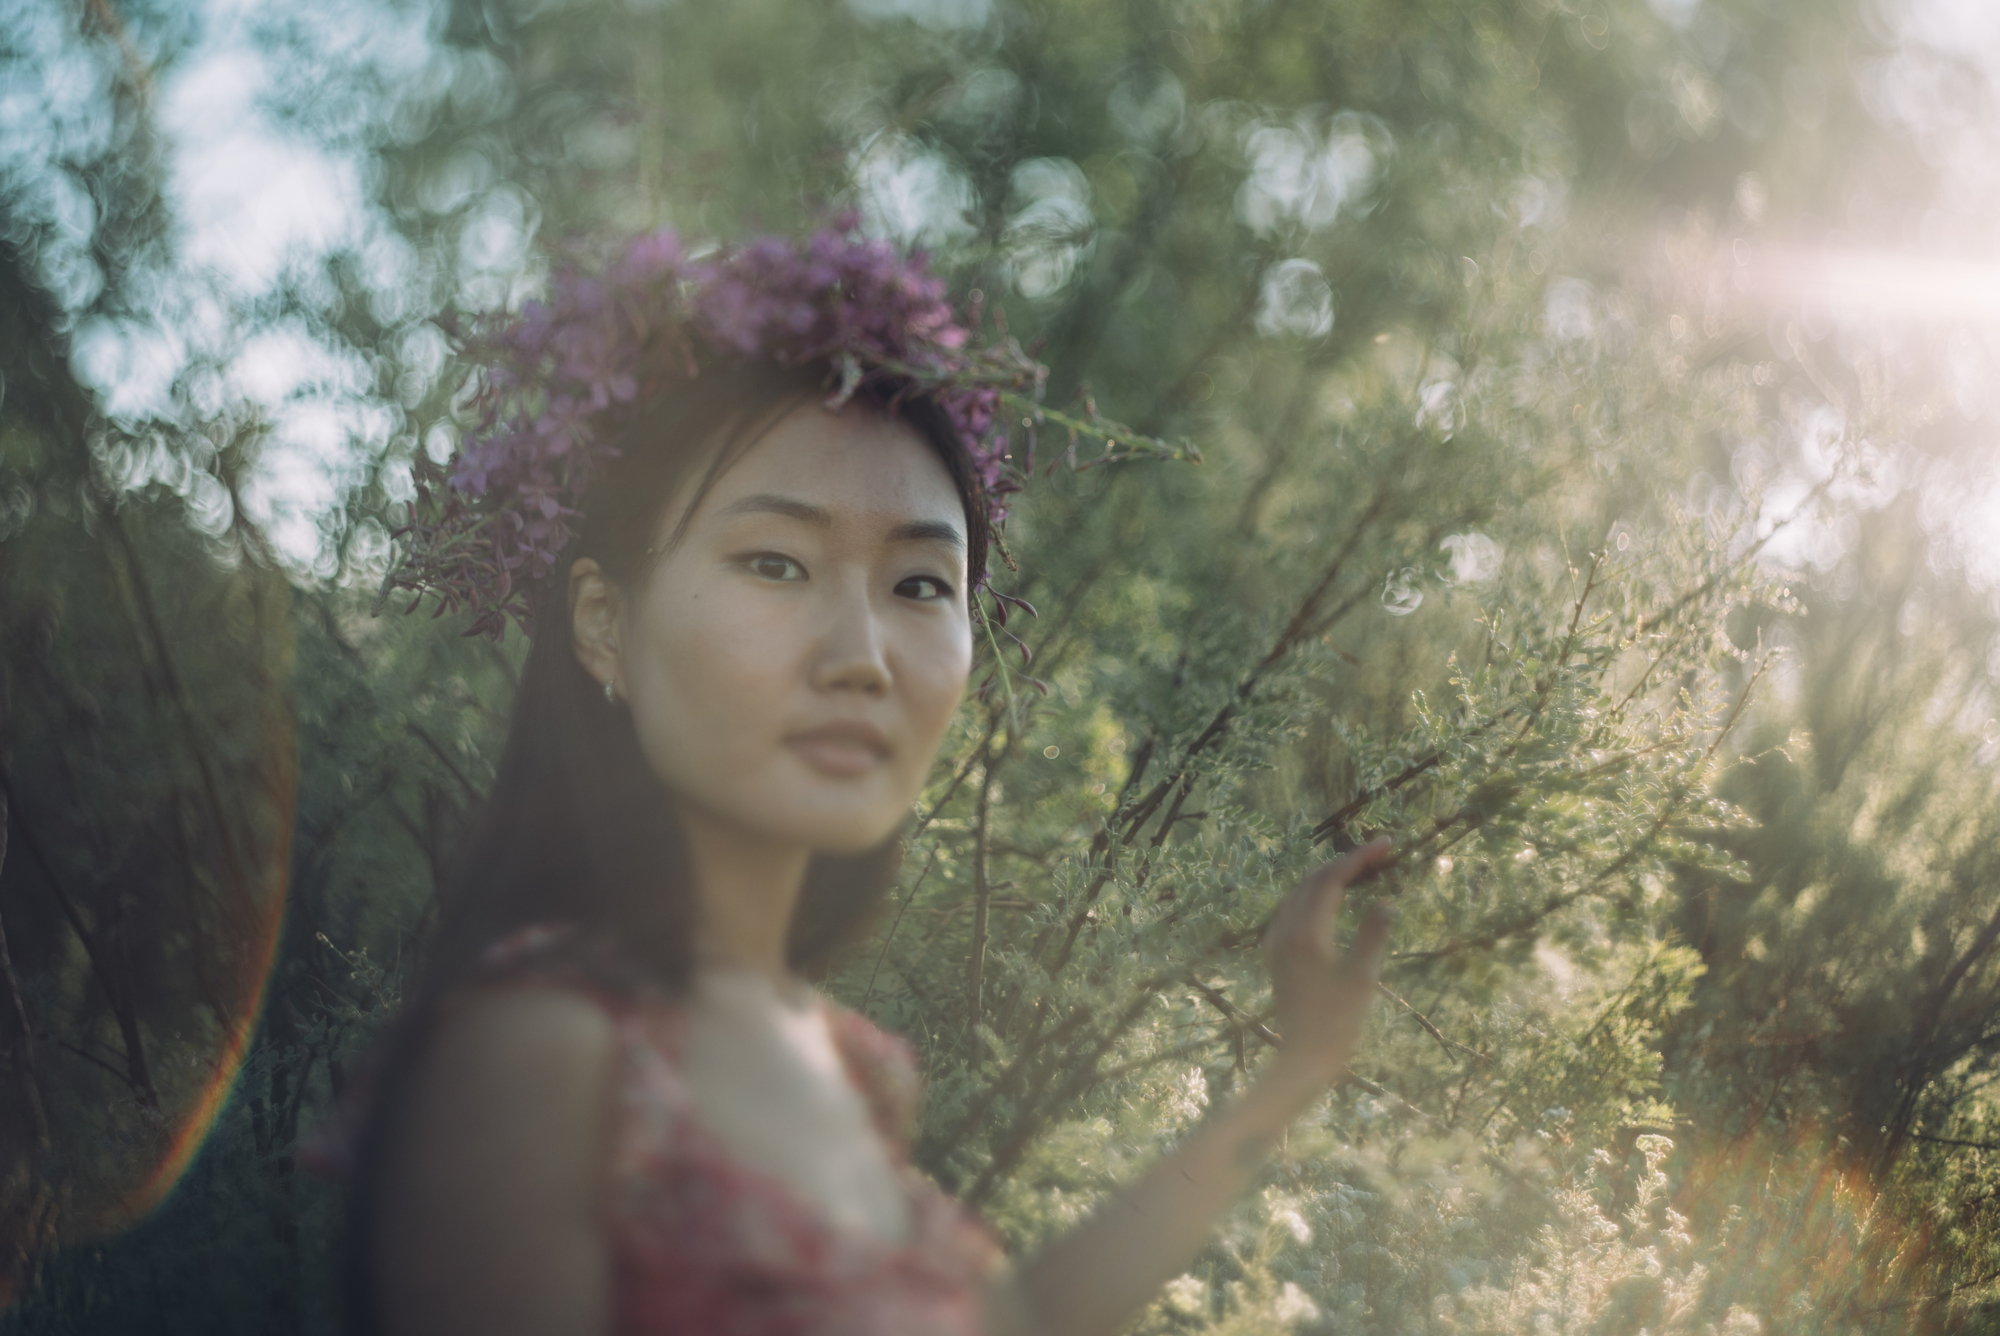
[810,579,892,696]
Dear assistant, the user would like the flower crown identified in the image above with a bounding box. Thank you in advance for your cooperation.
[379,218,1193,640]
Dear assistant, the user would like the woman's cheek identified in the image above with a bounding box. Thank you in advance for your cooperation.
[631,595,755,780]
[692,607,791,757]
[918,624,973,739]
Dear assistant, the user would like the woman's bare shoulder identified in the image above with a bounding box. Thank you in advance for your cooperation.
[428,983,620,1087]
[388,983,621,1187]
[374,985,619,1336]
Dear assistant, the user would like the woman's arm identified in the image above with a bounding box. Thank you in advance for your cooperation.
[990,839,1396,1336]
[373,986,618,1336]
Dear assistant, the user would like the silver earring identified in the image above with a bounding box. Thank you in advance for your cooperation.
[603,679,617,705]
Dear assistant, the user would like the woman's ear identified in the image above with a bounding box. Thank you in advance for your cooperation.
[569,558,623,699]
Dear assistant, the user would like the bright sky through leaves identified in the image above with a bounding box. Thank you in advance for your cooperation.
[9,0,1995,585]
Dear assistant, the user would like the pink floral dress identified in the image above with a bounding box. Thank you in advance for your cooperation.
[305,924,1002,1336]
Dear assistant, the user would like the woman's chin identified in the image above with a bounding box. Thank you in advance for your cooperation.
[804,811,905,856]
[765,765,914,850]
[721,788,905,856]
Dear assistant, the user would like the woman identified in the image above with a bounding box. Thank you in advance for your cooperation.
[333,223,1395,1336]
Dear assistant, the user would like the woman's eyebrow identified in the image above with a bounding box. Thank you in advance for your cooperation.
[718,493,964,552]
[718,494,831,526]
[889,519,965,552]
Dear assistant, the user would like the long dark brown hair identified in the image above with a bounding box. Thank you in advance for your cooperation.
[339,360,991,1332]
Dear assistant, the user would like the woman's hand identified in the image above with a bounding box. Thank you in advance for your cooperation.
[1260,836,1396,1091]
[1001,836,1398,1336]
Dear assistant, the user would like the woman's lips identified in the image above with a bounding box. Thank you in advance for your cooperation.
[784,722,891,777]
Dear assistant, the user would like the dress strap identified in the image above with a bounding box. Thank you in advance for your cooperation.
[825,1004,925,1154]
[471,921,659,1015]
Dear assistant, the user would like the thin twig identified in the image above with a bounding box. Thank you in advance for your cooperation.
[860,846,940,1013]
[1189,978,1283,1048]
[410,724,482,802]
[1377,981,1489,1063]
[967,767,996,1041]
[53,1037,138,1090]
[1909,1133,2000,1153]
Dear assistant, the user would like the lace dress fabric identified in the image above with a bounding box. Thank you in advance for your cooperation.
[305,925,1001,1336]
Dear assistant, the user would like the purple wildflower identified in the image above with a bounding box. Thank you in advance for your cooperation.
[385,220,1089,639]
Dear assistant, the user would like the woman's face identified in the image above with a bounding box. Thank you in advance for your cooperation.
[582,401,974,855]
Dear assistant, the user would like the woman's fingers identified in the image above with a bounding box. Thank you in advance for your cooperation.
[1319,835,1393,894]
[1346,834,1396,879]
[1303,837,1394,954]
[1266,837,1394,959]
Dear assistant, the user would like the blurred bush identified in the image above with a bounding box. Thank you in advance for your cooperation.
[5,0,2000,1331]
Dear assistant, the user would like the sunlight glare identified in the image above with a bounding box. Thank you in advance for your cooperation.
[1748,249,2000,324]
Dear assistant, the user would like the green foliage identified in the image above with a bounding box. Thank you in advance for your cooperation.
[7,0,2000,1331]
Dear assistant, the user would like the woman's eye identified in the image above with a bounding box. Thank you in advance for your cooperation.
[745,553,806,582]
[896,574,954,602]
